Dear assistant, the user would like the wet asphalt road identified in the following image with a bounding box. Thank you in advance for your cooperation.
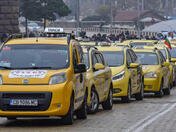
[1,88,176,132]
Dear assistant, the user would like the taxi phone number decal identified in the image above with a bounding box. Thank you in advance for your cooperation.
[9,70,47,78]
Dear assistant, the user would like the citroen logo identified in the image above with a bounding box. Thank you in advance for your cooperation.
[23,79,29,84]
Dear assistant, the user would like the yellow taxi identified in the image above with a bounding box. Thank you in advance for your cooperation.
[97,46,144,102]
[134,48,171,97]
[123,40,158,47]
[0,32,87,125]
[155,45,176,87]
[82,46,113,113]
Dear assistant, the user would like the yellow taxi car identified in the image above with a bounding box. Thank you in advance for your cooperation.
[155,45,176,87]
[97,46,144,102]
[123,40,158,47]
[0,32,87,125]
[133,48,171,97]
[82,46,113,113]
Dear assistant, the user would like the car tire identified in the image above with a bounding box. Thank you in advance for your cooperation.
[62,95,74,125]
[76,93,87,119]
[155,81,164,98]
[87,88,99,114]
[121,82,131,103]
[135,81,144,101]
[163,84,171,95]
[102,86,113,110]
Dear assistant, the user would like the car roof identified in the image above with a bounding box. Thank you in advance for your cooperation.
[5,37,68,45]
[133,48,156,53]
[97,46,125,52]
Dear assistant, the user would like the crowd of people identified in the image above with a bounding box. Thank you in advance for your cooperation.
[91,31,158,43]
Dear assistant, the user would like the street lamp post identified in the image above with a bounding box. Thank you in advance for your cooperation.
[110,0,113,33]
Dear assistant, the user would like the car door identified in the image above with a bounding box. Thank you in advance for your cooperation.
[158,51,170,88]
[126,50,137,94]
[98,52,110,98]
[72,45,84,109]
[92,51,105,102]
[129,50,141,92]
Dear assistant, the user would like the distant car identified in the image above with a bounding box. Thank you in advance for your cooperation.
[134,48,171,97]
[98,46,144,103]
[28,23,40,31]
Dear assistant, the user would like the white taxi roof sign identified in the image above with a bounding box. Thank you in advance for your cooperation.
[44,27,64,33]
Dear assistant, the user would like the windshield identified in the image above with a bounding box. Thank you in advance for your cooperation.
[169,47,176,58]
[135,52,159,65]
[84,53,89,69]
[159,49,167,60]
[0,44,69,69]
[102,51,124,67]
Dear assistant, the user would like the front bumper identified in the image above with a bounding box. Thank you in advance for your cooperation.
[144,78,160,92]
[0,84,70,117]
[112,78,128,97]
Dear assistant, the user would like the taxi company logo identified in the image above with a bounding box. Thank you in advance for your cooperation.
[23,79,29,84]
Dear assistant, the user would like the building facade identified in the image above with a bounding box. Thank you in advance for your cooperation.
[0,0,19,35]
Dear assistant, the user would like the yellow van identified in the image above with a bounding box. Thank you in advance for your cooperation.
[0,33,87,125]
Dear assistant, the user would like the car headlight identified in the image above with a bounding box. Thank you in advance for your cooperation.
[144,72,157,78]
[0,76,2,85]
[112,71,125,81]
[49,73,67,85]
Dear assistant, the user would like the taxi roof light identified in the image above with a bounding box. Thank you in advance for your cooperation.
[100,42,111,47]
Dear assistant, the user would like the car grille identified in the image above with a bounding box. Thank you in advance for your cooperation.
[0,92,52,111]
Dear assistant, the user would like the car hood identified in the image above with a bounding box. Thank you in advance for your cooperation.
[142,65,160,75]
[110,66,125,77]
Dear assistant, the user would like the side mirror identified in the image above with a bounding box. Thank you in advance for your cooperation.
[75,63,87,73]
[171,58,176,62]
[94,63,105,71]
[129,63,139,68]
[162,62,170,67]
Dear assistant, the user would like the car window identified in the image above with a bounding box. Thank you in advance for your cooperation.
[77,45,84,63]
[92,51,98,66]
[126,50,132,66]
[73,47,79,68]
[129,50,137,63]
[158,51,165,64]
[95,53,104,65]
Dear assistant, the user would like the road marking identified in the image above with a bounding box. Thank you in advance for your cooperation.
[125,104,169,132]
[125,102,176,132]
[134,103,176,132]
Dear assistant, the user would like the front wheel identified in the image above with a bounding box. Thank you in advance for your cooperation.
[155,81,164,98]
[135,81,144,101]
[163,84,171,95]
[62,95,74,125]
[87,89,99,114]
[102,86,113,110]
[76,93,87,119]
[121,82,131,103]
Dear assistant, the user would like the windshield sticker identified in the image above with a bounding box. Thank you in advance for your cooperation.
[9,70,47,78]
